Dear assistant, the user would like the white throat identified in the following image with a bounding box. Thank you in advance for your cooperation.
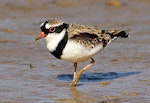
[45,29,67,52]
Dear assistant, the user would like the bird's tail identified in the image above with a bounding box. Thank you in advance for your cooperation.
[103,30,129,41]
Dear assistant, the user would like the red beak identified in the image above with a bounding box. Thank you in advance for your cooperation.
[35,32,46,41]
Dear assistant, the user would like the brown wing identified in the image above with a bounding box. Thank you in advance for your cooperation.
[67,24,111,48]
[67,24,102,38]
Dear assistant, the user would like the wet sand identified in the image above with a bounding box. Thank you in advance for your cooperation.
[0,0,150,103]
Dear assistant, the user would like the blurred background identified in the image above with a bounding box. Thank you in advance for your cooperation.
[0,0,150,103]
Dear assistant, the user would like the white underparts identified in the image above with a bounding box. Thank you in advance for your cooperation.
[61,40,103,62]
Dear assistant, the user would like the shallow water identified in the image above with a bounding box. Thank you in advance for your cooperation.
[0,0,150,103]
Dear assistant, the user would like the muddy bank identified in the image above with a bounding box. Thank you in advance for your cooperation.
[0,0,150,103]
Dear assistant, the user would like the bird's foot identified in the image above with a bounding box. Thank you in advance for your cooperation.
[70,58,95,87]
[69,79,78,87]
[70,71,81,87]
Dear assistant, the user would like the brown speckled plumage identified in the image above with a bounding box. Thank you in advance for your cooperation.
[67,24,102,38]
[48,19,63,26]
[67,24,114,49]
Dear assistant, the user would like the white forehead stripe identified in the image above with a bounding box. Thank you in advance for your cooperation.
[40,22,44,27]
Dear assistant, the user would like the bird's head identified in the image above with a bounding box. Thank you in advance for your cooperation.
[35,19,67,41]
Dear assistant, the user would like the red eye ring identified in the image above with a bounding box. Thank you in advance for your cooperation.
[49,27,56,32]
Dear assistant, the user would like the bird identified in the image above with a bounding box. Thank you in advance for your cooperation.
[35,19,129,86]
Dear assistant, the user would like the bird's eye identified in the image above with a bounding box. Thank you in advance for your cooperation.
[49,27,56,32]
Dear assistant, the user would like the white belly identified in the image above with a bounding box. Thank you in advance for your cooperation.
[61,40,103,62]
